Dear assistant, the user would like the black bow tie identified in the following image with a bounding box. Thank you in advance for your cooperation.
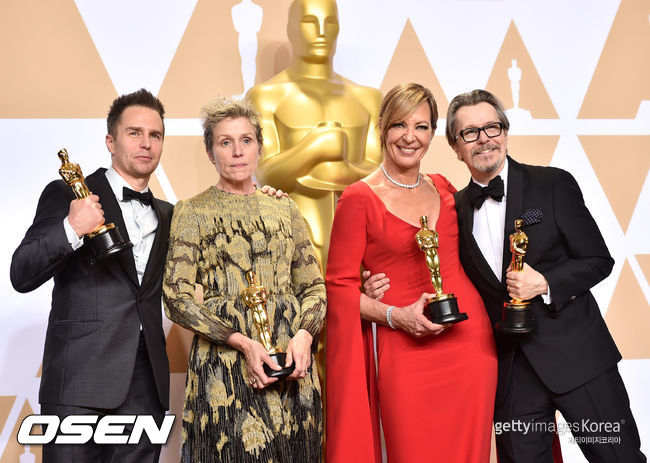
[122,187,153,206]
[468,176,504,209]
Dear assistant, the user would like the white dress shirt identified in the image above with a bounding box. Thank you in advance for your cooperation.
[64,167,158,285]
[472,158,509,282]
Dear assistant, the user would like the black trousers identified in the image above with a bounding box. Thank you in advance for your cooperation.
[41,333,166,463]
[495,347,646,463]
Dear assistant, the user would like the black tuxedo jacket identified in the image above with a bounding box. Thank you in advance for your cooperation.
[11,168,172,410]
[455,156,620,403]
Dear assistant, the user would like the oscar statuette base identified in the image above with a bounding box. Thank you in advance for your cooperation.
[263,352,296,380]
[84,223,133,260]
[496,301,536,334]
[427,294,468,325]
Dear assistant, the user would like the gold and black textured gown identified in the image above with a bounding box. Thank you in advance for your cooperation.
[163,187,326,463]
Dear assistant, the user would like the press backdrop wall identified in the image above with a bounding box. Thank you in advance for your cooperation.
[1,0,648,461]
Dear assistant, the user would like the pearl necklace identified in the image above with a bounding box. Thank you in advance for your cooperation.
[381,164,420,189]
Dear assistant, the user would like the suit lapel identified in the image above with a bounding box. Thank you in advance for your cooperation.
[502,156,524,282]
[87,169,139,287]
[141,198,170,292]
[457,182,502,291]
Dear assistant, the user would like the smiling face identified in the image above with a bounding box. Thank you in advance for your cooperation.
[452,102,508,184]
[208,116,260,190]
[383,101,434,172]
[288,0,339,63]
[105,105,164,189]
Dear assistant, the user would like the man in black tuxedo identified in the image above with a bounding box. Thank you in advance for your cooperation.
[11,89,172,462]
[447,89,645,462]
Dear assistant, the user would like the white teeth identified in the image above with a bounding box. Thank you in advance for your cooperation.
[400,147,415,153]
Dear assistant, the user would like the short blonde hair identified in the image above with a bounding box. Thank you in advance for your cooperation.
[200,97,263,153]
[378,83,438,153]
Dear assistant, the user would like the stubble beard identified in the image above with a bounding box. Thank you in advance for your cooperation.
[472,144,504,175]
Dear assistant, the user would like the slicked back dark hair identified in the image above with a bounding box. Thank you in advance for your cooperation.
[106,88,165,137]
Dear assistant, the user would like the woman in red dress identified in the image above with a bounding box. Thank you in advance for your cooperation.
[326,83,497,462]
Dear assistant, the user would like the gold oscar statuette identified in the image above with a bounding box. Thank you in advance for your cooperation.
[496,219,536,333]
[58,148,132,260]
[415,216,468,324]
[241,270,295,379]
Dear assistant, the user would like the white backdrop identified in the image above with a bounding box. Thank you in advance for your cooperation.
[1,0,648,461]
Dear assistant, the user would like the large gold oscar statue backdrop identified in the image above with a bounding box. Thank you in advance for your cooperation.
[247,0,383,271]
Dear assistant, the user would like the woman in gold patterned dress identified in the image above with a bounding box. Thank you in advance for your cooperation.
[163,97,326,462]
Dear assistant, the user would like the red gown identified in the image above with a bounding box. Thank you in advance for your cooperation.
[326,174,497,463]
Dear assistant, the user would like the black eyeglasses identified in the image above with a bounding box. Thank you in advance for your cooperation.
[455,122,505,143]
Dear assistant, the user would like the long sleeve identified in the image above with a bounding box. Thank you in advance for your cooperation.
[541,170,614,312]
[325,184,381,463]
[10,180,75,293]
[163,199,236,343]
[288,200,326,337]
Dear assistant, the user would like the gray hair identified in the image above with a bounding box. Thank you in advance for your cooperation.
[445,89,509,145]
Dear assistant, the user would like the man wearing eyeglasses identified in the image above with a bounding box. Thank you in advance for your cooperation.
[448,89,645,462]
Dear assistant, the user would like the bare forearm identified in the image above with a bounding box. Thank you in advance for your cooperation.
[359,292,392,326]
